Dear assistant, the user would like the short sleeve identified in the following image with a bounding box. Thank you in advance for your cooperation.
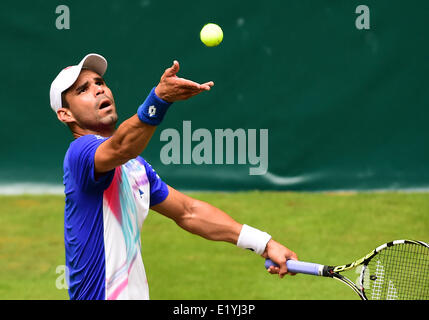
[137,157,169,206]
[64,135,114,193]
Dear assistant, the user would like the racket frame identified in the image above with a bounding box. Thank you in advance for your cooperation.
[320,239,429,300]
[266,239,429,300]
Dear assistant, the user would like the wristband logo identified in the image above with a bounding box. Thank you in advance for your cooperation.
[159,121,268,175]
[148,106,157,117]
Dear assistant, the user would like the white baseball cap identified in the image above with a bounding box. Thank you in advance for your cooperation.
[49,53,108,112]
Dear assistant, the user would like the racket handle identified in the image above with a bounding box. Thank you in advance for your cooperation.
[265,259,325,276]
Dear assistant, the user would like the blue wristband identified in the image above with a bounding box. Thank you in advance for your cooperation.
[137,87,173,126]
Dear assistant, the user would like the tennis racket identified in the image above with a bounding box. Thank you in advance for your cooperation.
[265,239,429,300]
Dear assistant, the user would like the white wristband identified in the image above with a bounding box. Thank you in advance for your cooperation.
[237,224,271,255]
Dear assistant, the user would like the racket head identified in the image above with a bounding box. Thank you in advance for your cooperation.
[358,240,429,300]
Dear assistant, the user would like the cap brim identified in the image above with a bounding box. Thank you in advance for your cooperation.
[49,53,108,112]
[79,53,107,77]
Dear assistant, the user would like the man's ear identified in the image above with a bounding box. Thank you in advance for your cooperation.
[57,108,75,124]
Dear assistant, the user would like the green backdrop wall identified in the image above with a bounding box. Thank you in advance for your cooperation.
[1,0,428,191]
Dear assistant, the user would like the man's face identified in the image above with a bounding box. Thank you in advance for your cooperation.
[62,69,118,133]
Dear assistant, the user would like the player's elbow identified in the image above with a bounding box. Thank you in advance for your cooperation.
[109,138,141,163]
[107,146,136,167]
[119,147,140,161]
[175,199,201,234]
[174,199,224,242]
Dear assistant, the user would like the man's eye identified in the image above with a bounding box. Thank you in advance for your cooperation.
[79,88,87,94]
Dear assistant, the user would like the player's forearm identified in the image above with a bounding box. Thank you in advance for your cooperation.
[109,82,173,158]
[95,86,171,173]
[109,114,157,160]
[153,187,276,259]
[176,199,242,244]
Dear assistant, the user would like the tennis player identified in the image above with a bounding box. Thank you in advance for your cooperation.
[50,53,298,300]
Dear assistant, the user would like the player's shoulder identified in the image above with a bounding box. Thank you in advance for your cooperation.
[65,134,110,163]
[68,134,108,150]
[71,134,107,145]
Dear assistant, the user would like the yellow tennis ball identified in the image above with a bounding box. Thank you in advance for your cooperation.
[200,23,223,47]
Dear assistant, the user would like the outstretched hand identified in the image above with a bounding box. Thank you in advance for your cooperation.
[155,60,214,103]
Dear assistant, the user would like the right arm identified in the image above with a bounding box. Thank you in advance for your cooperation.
[152,186,298,278]
[94,61,214,175]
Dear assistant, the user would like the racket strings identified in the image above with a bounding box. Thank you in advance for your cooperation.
[364,243,429,300]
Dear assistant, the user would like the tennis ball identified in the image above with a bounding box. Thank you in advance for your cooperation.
[200,23,223,47]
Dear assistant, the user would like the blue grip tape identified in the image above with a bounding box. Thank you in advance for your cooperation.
[265,259,323,276]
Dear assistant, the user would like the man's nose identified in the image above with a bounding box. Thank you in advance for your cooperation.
[95,85,104,96]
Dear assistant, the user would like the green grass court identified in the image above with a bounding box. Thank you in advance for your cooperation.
[0,191,428,300]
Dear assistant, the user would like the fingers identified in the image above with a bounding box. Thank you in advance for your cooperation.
[164,60,180,78]
[200,81,215,91]
[173,78,214,91]
[264,239,298,278]
[157,60,214,102]
[267,265,280,275]
[273,260,288,278]
[163,61,213,91]
[279,263,288,278]
[176,78,206,90]
[161,78,214,101]
[266,260,296,278]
